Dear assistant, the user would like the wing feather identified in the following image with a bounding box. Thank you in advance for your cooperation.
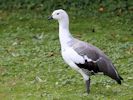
[72,39,122,83]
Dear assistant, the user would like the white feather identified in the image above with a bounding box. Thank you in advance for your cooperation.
[62,47,85,65]
[61,47,89,80]
[52,9,91,80]
[84,55,92,62]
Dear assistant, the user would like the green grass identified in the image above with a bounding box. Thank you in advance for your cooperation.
[0,10,133,100]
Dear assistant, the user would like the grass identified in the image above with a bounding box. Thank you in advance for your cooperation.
[0,9,133,100]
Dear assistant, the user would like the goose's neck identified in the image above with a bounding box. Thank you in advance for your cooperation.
[58,19,73,48]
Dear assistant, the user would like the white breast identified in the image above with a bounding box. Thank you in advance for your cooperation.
[61,47,91,80]
[61,47,85,70]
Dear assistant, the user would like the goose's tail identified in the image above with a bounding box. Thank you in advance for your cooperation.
[116,75,123,84]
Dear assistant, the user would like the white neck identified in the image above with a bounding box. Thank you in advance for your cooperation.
[58,17,73,49]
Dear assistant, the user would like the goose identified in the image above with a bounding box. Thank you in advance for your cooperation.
[48,9,123,94]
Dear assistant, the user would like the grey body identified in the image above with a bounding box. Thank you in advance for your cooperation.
[70,38,123,84]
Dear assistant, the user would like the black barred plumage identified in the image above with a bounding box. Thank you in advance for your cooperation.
[76,60,99,73]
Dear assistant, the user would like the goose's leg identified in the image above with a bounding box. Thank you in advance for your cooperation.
[76,68,90,94]
[85,78,91,94]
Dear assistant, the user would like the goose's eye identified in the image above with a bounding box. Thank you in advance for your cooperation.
[57,13,60,15]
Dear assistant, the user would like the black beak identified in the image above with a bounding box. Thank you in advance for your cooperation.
[48,16,53,20]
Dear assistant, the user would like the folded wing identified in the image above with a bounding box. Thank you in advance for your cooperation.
[72,39,123,84]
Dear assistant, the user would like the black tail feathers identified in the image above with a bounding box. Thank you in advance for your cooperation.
[116,75,123,84]
[119,75,123,80]
[116,79,122,84]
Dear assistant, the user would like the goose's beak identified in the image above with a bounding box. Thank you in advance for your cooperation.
[48,16,53,20]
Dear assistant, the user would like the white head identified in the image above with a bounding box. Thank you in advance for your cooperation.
[48,9,72,45]
[48,9,69,22]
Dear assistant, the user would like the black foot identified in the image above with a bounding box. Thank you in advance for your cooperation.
[85,78,90,94]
